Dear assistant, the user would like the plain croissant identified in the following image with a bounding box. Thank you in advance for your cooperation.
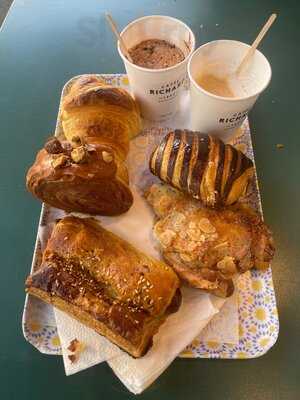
[26,75,142,215]
[61,75,142,159]
[150,129,254,207]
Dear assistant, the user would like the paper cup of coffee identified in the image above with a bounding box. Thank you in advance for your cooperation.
[118,15,195,122]
[188,40,272,140]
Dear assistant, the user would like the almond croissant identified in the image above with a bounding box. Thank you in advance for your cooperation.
[150,129,254,207]
[146,184,275,297]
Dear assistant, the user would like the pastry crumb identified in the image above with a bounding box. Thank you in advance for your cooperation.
[67,338,86,363]
[68,354,77,364]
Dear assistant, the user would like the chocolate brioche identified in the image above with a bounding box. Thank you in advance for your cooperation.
[26,137,133,215]
[150,129,254,207]
[25,216,181,358]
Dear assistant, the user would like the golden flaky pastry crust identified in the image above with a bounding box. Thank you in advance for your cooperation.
[146,184,275,297]
[26,74,142,215]
[25,216,181,358]
[62,75,142,159]
[26,139,133,215]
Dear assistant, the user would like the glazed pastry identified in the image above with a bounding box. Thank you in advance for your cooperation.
[150,129,254,207]
[146,184,275,297]
[25,216,181,358]
[26,137,133,215]
[26,74,142,215]
[61,75,142,158]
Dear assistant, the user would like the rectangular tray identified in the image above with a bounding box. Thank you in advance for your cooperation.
[23,74,279,359]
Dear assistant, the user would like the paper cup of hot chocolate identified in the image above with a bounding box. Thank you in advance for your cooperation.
[188,40,272,140]
[118,15,195,122]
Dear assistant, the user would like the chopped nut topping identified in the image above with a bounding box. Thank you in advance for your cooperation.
[102,151,114,163]
[186,240,198,252]
[169,212,186,231]
[217,256,237,275]
[61,142,73,155]
[198,218,216,234]
[159,229,176,247]
[71,146,88,163]
[214,241,228,250]
[180,253,194,262]
[71,135,83,147]
[187,228,205,242]
[51,154,70,169]
[45,137,63,154]
[85,144,97,153]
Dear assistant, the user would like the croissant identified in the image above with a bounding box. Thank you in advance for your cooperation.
[26,75,142,215]
[61,75,142,159]
[150,129,254,207]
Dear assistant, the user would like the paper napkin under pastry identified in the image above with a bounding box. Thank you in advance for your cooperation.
[39,177,238,392]
[55,287,220,384]
[107,287,219,394]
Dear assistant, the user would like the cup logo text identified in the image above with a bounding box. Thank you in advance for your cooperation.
[219,110,249,129]
[149,77,185,103]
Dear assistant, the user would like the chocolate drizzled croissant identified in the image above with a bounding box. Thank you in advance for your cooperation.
[150,129,254,207]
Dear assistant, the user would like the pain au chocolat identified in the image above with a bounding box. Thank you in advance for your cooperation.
[25,216,181,358]
[150,129,254,207]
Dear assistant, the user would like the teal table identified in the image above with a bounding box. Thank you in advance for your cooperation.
[1,0,299,399]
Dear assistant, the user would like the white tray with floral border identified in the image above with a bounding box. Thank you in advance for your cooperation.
[22,74,279,359]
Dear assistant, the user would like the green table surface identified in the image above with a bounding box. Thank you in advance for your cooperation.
[1,0,299,399]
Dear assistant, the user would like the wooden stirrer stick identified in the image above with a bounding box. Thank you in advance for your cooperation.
[236,13,277,75]
[105,13,133,63]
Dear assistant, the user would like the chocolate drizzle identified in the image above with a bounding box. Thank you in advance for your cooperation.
[166,130,182,183]
[179,130,194,190]
[223,147,239,198]
[190,134,210,197]
[215,140,226,201]
[150,129,254,207]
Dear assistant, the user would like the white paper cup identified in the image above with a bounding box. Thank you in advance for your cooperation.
[188,40,272,140]
[118,15,195,122]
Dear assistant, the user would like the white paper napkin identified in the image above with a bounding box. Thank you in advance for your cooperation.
[36,187,238,389]
[38,166,238,392]
[198,289,239,344]
[55,309,123,375]
[107,287,219,394]
[32,86,239,392]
